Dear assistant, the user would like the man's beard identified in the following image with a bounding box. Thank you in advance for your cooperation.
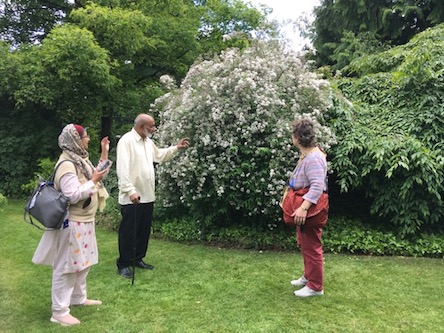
[145,129,153,138]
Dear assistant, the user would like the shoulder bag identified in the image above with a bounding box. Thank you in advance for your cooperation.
[281,187,329,226]
[24,160,75,230]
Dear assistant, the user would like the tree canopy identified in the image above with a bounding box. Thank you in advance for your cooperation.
[0,0,75,46]
[310,0,444,72]
[14,24,119,122]
[0,0,271,197]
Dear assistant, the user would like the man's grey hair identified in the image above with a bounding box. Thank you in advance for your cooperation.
[134,114,153,126]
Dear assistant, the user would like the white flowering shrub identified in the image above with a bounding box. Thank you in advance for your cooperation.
[151,42,336,229]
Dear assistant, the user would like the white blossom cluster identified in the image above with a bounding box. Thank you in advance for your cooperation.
[150,42,336,226]
[159,74,177,91]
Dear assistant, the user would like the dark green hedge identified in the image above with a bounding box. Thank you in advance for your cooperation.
[144,215,444,258]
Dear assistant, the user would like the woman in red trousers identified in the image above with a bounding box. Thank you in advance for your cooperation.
[285,118,329,297]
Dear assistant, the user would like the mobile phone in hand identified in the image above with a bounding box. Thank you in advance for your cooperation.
[98,160,112,171]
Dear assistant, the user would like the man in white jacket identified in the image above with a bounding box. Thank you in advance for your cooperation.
[116,114,189,278]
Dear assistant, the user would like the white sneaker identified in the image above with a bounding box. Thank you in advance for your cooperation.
[294,286,324,297]
[290,276,308,287]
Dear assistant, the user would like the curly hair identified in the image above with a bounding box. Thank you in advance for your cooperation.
[292,118,316,148]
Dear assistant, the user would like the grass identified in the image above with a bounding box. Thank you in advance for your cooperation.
[1,200,443,333]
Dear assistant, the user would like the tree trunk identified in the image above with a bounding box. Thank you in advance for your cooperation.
[100,114,113,152]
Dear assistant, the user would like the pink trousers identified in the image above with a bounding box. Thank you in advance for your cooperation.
[297,209,328,291]
[51,227,90,316]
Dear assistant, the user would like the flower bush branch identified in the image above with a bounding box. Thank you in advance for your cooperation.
[150,42,337,230]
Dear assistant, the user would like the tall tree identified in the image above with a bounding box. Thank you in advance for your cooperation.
[0,0,76,46]
[67,1,268,137]
[0,0,272,197]
[14,24,119,123]
[310,0,444,72]
[2,0,269,136]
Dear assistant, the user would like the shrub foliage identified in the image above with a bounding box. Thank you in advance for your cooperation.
[151,216,444,258]
[330,24,444,236]
[150,42,337,231]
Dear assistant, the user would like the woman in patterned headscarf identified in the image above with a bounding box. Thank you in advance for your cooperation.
[32,124,111,326]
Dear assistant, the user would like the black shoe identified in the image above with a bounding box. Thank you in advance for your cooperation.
[135,261,154,270]
[118,267,133,279]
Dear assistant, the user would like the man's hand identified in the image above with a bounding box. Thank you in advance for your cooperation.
[177,137,190,150]
[130,193,141,204]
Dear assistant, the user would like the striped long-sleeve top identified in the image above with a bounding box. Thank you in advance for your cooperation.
[288,151,327,204]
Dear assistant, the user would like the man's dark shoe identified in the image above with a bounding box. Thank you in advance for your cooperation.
[118,267,133,279]
[135,261,154,270]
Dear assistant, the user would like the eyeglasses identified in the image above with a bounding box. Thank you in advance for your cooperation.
[81,127,89,139]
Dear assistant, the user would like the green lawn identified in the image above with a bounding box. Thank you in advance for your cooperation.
[1,200,443,333]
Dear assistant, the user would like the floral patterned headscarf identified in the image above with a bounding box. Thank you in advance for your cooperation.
[58,124,94,180]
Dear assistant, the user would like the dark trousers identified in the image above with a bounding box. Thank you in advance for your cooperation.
[117,202,154,269]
